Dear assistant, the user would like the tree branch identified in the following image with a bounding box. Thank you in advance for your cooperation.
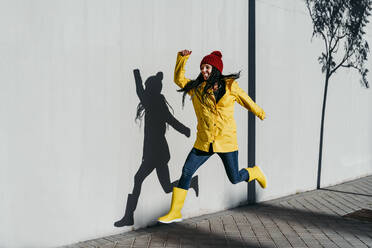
[330,35,341,54]
[329,45,353,76]
[341,63,359,70]
[329,23,345,54]
[320,31,330,59]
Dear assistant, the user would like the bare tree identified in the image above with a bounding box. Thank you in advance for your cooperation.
[305,0,372,189]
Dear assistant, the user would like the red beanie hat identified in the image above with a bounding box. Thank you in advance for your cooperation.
[200,51,223,73]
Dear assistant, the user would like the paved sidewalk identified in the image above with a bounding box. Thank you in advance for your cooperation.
[65,176,372,248]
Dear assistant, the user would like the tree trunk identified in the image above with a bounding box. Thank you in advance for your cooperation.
[317,73,330,189]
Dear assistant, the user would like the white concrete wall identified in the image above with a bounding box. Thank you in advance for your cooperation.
[0,0,249,247]
[1,0,372,247]
[256,0,372,202]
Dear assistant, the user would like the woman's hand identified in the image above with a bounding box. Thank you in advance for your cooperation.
[179,49,192,56]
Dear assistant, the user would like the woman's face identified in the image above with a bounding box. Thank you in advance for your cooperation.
[200,64,213,81]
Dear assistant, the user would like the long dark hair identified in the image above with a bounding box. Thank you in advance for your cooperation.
[135,95,174,124]
[177,66,240,107]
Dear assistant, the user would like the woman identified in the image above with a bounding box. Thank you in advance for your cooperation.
[158,50,266,224]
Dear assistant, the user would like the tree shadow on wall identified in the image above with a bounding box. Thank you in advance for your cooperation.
[305,0,371,189]
[114,69,199,227]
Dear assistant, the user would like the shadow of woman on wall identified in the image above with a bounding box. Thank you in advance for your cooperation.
[114,69,199,227]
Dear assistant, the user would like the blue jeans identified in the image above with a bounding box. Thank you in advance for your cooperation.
[177,144,250,190]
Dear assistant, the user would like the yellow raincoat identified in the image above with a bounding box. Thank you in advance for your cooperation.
[174,52,265,152]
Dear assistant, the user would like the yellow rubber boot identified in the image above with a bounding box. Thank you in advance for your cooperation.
[158,187,188,224]
[246,166,267,188]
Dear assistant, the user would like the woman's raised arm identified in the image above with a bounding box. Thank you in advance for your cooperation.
[174,50,192,89]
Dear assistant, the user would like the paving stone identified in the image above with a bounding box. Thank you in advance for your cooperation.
[64,175,372,248]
